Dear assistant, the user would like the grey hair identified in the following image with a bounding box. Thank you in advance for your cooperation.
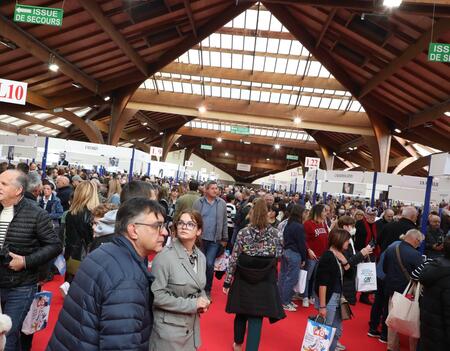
[205,180,217,189]
[401,206,417,219]
[399,229,424,242]
[26,171,42,192]
[11,170,28,195]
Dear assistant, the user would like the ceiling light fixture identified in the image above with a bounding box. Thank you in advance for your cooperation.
[243,141,251,145]
[71,82,82,89]
[274,144,280,150]
[294,117,301,124]
[445,111,450,117]
[266,158,270,161]
[332,151,337,156]
[225,152,229,156]
[216,137,222,142]
[159,131,164,135]
[48,63,59,72]
[142,122,148,126]
[0,39,17,50]
[394,128,401,133]
[103,96,111,101]
[383,0,402,8]
[198,106,206,113]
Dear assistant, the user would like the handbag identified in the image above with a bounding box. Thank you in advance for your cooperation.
[21,291,52,335]
[300,316,336,351]
[334,255,353,320]
[356,261,377,292]
[385,281,421,338]
[293,269,308,294]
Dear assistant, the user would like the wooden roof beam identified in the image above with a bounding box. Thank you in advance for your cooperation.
[78,0,148,76]
[203,156,286,171]
[408,98,450,128]
[93,120,149,152]
[8,113,66,133]
[315,9,336,48]
[184,0,197,37]
[359,19,450,99]
[0,14,98,93]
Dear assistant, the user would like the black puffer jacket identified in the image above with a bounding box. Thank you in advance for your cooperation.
[419,257,450,351]
[64,208,93,261]
[0,197,62,288]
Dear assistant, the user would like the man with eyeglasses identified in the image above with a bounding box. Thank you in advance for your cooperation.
[193,180,228,299]
[47,198,168,351]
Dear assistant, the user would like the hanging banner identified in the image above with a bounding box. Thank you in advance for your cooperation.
[0,78,28,105]
[14,4,64,27]
[326,170,365,183]
[236,163,251,172]
[429,152,450,176]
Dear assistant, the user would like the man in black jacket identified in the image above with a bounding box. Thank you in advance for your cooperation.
[55,175,73,211]
[376,209,394,235]
[0,170,62,351]
[379,206,417,252]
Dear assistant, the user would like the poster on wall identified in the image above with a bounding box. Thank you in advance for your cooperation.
[342,182,354,194]
[7,146,14,160]
[58,152,69,166]
[109,157,119,167]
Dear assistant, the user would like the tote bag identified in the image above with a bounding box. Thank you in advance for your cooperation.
[356,262,377,292]
[293,269,308,294]
[385,281,421,338]
[300,317,336,351]
[21,291,52,335]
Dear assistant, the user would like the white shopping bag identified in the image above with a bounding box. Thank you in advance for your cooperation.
[356,262,377,292]
[214,252,230,272]
[21,291,52,335]
[301,318,336,351]
[386,281,421,338]
[294,269,308,294]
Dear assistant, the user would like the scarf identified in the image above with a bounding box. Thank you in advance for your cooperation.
[363,218,380,258]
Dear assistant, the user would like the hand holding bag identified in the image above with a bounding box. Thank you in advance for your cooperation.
[356,261,377,292]
[300,316,336,351]
[21,291,52,335]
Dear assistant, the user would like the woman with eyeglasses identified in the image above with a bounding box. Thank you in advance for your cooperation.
[150,210,210,351]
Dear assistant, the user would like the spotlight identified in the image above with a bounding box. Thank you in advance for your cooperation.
[243,141,251,145]
[225,152,229,156]
[274,144,280,150]
[332,151,337,156]
[71,82,82,89]
[217,137,222,142]
[266,158,270,161]
[444,111,450,117]
[142,122,148,126]
[394,128,401,133]
[48,63,59,72]
[198,106,206,113]
[294,117,301,124]
[159,132,164,135]
[383,0,402,8]
[104,96,111,101]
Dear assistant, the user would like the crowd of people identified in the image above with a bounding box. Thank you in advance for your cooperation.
[0,161,449,351]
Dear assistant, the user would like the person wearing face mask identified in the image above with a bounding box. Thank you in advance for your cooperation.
[337,216,373,305]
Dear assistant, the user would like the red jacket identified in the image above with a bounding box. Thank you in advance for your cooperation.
[304,219,329,258]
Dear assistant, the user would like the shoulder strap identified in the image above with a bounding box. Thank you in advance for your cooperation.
[395,244,410,281]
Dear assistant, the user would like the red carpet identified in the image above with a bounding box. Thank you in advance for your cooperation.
[32,275,401,350]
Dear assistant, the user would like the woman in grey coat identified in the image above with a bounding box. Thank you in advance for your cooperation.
[150,210,210,351]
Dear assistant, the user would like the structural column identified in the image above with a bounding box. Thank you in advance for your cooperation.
[366,109,392,172]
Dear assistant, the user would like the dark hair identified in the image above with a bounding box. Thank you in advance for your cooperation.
[328,228,351,251]
[175,210,203,247]
[188,180,199,191]
[444,234,450,259]
[226,193,235,202]
[288,204,305,224]
[268,204,280,217]
[116,198,165,236]
[309,204,325,222]
[16,163,29,174]
[337,215,356,228]
[42,179,55,190]
[120,180,155,203]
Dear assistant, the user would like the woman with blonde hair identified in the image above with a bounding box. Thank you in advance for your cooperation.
[223,198,285,351]
[64,180,100,283]
[107,177,122,205]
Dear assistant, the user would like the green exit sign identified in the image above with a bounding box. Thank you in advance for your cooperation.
[286,154,299,161]
[231,125,250,135]
[14,4,64,27]
[428,43,450,63]
[200,144,213,151]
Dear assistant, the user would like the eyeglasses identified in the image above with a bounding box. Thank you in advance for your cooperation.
[176,221,197,230]
[134,222,165,232]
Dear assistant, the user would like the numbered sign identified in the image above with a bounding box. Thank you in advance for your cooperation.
[0,78,28,105]
[184,160,193,167]
[305,157,320,169]
[150,146,163,158]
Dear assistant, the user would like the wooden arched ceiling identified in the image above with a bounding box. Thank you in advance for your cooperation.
[0,0,448,180]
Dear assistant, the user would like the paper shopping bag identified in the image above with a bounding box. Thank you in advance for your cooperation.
[21,291,52,335]
[301,318,336,351]
[386,281,420,338]
[294,269,308,294]
[214,253,230,271]
[356,262,377,292]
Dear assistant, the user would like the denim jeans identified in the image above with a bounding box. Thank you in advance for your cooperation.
[278,249,301,305]
[0,283,38,351]
[302,258,318,299]
[314,292,342,351]
[201,239,221,292]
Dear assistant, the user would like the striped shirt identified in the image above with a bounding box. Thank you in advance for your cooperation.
[0,206,14,249]
[226,203,236,228]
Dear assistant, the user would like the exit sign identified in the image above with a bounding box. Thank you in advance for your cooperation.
[286,154,299,161]
[230,125,250,135]
[14,4,64,27]
[200,144,213,151]
[428,43,450,63]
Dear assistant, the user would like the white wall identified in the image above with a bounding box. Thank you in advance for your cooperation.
[253,167,303,184]
[166,150,235,182]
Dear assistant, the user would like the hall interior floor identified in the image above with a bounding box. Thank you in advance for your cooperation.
[32,275,405,350]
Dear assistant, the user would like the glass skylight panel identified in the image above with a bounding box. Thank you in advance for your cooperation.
[222,87,231,98]
[269,15,283,31]
[254,128,262,135]
[279,40,292,54]
[279,131,286,138]
[285,132,292,139]
[270,92,280,103]
[242,80,251,86]
[201,122,208,129]
[350,101,362,111]
[253,56,265,71]
[242,55,253,70]
[173,82,182,93]
[262,83,272,88]
[264,56,276,72]
[244,36,256,51]
[182,83,192,94]
[267,130,274,137]
[162,81,173,92]
[11,120,27,126]
[289,94,297,105]
[210,52,221,67]
[258,9,271,30]
[291,132,298,139]
[255,37,268,52]
[204,85,211,96]
[310,96,321,108]
[232,35,244,50]
[221,34,232,49]
[207,123,213,129]
[330,99,342,110]
[290,41,303,55]
[267,38,280,53]
[274,58,287,73]
[260,91,270,102]
[231,88,241,99]
[249,127,255,134]
[222,52,232,68]
[309,61,321,76]
[286,59,298,74]
[241,89,250,100]
[252,82,262,88]
[192,84,202,95]
[246,10,258,29]
[250,90,261,101]
[280,94,291,104]
[213,123,220,130]
[261,129,268,136]
[231,53,243,69]
[211,86,221,97]
[319,98,332,109]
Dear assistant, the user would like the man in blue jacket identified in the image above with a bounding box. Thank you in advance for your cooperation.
[47,198,168,350]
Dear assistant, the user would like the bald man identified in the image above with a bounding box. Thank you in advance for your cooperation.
[376,208,394,234]
[379,206,418,252]
[425,214,445,258]
[56,176,73,211]
[0,170,61,350]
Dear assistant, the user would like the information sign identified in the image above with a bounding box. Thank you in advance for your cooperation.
[286,154,299,161]
[428,43,450,63]
[230,125,250,135]
[200,144,213,150]
[0,78,27,105]
[14,4,64,27]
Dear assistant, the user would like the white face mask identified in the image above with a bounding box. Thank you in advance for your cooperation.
[348,227,356,236]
